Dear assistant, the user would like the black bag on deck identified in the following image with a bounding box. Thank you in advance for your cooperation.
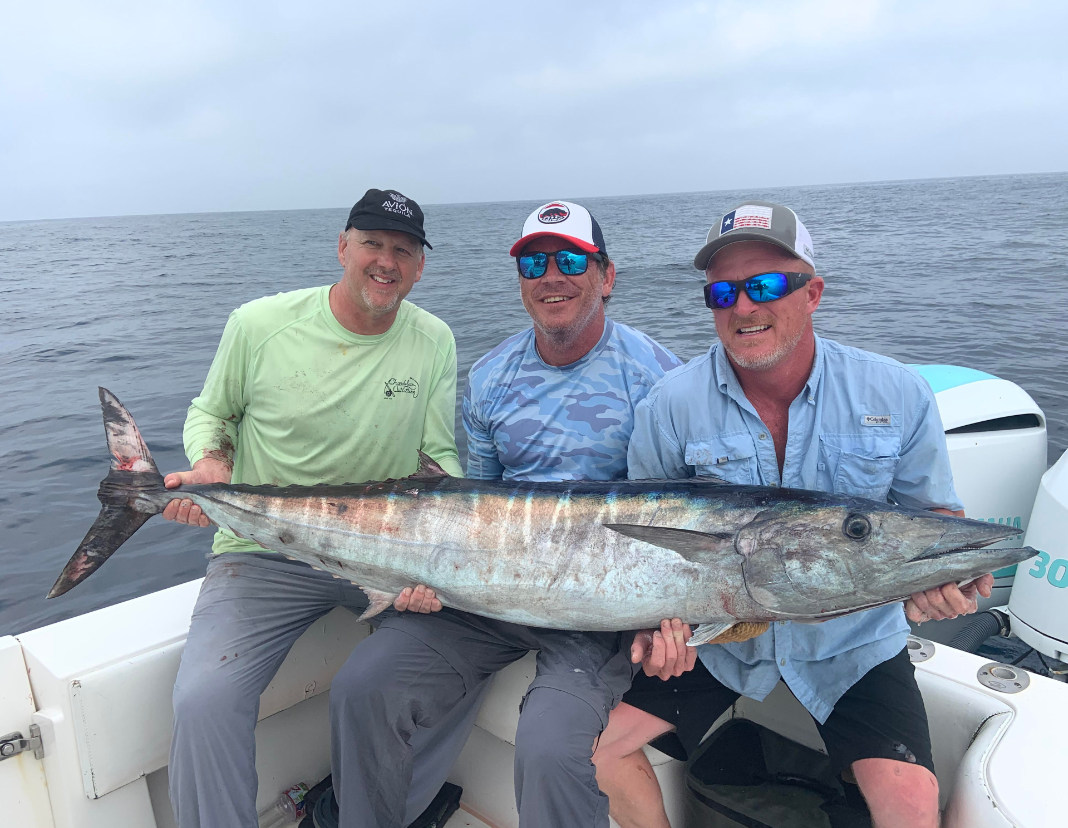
[685,720,871,828]
[300,777,462,828]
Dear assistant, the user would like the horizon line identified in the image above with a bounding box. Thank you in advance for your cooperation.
[2,168,1066,226]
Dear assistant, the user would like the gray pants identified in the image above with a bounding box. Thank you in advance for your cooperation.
[169,553,485,828]
[331,609,638,828]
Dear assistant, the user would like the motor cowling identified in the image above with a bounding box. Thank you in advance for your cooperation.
[1008,449,1068,663]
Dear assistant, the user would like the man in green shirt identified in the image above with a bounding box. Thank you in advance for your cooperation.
[163,189,477,828]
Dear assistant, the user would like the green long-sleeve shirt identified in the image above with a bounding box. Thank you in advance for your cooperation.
[184,285,462,555]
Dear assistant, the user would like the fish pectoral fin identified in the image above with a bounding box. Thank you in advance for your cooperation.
[412,451,451,479]
[604,524,735,562]
[686,621,771,647]
[686,623,735,646]
[356,588,397,622]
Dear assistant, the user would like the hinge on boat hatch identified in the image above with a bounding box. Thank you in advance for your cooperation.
[0,724,44,761]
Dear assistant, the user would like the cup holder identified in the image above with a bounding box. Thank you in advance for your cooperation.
[978,662,1030,693]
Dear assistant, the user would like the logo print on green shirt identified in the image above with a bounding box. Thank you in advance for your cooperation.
[384,377,420,399]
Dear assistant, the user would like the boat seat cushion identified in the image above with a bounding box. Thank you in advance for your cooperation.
[70,609,664,800]
[69,607,370,799]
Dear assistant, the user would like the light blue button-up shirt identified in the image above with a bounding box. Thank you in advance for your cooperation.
[627,335,963,723]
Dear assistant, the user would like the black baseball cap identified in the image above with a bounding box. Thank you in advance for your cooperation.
[345,188,432,249]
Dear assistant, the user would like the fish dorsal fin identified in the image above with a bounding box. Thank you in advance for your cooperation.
[604,524,735,562]
[412,451,450,479]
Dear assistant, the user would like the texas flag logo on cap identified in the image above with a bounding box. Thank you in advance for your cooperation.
[510,200,608,257]
[694,200,814,271]
[721,205,772,234]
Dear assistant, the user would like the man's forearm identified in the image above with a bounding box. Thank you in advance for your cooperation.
[183,402,239,471]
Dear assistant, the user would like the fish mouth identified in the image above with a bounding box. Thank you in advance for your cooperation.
[907,518,1022,563]
[881,516,1037,600]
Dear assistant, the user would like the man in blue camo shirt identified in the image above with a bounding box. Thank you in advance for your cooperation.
[336,201,683,828]
[592,201,993,828]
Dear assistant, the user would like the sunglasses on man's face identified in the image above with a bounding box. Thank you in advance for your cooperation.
[517,249,602,280]
[703,271,814,310]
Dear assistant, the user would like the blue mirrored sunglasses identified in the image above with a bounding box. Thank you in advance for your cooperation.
[517,249,602,279]
[704,271,813,309]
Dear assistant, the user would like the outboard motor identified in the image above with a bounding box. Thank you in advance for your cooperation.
[1008,448,1068,666]
[910,366,1046,645]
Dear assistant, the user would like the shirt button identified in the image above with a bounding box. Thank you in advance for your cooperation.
[779,621,786,626]
[780,658,786,666]
[758,433,767,440]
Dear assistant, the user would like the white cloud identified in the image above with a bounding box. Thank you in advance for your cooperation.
[0,0,1065,220]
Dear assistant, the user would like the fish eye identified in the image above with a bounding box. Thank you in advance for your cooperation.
[843,514,872,540]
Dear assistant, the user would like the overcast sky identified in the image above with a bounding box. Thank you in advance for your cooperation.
[2,0,1066,222]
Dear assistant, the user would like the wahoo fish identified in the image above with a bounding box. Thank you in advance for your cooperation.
[50,389,1035,645]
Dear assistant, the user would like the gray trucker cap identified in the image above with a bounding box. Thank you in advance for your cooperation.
[694,201,815,271]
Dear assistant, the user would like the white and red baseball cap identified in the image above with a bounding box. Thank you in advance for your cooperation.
[509,201,608,257]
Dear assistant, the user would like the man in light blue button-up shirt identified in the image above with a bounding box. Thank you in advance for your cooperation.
[592,201,993,828]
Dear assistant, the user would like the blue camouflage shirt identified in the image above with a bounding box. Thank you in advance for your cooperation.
[627,335,962,723]
[464,318,682,482]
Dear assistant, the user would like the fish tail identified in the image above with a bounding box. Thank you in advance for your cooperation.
[48,388,166,598]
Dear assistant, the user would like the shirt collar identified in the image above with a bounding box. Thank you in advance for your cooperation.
[530,317,615,372]
[710,333,826,406]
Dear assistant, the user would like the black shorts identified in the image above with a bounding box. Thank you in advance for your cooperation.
[621,647,934,776]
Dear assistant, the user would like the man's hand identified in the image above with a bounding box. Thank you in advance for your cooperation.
[161,458,232,528]
[393,585,443,613]
[630,618,698,680]
[906,573,993,623]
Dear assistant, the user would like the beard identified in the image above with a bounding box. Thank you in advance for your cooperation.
[527,290,604,349]
[359,268,402,315]
[724,321,806,370]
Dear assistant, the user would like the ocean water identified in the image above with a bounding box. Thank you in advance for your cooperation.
[2,172,1067,637]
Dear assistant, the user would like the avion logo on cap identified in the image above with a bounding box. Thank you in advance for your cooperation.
[382,196,414,218]
[538,203,570,224]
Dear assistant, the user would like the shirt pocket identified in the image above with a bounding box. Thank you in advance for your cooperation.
[684,433,758,484]
[820,433,901,501]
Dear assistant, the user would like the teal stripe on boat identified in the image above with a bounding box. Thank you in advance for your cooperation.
[992,564,1018,579]
[910,364,998,394]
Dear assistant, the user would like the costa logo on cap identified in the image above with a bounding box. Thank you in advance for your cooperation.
[538,203,570,224]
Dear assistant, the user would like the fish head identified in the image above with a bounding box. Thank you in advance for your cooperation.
[735,497,1033,618]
